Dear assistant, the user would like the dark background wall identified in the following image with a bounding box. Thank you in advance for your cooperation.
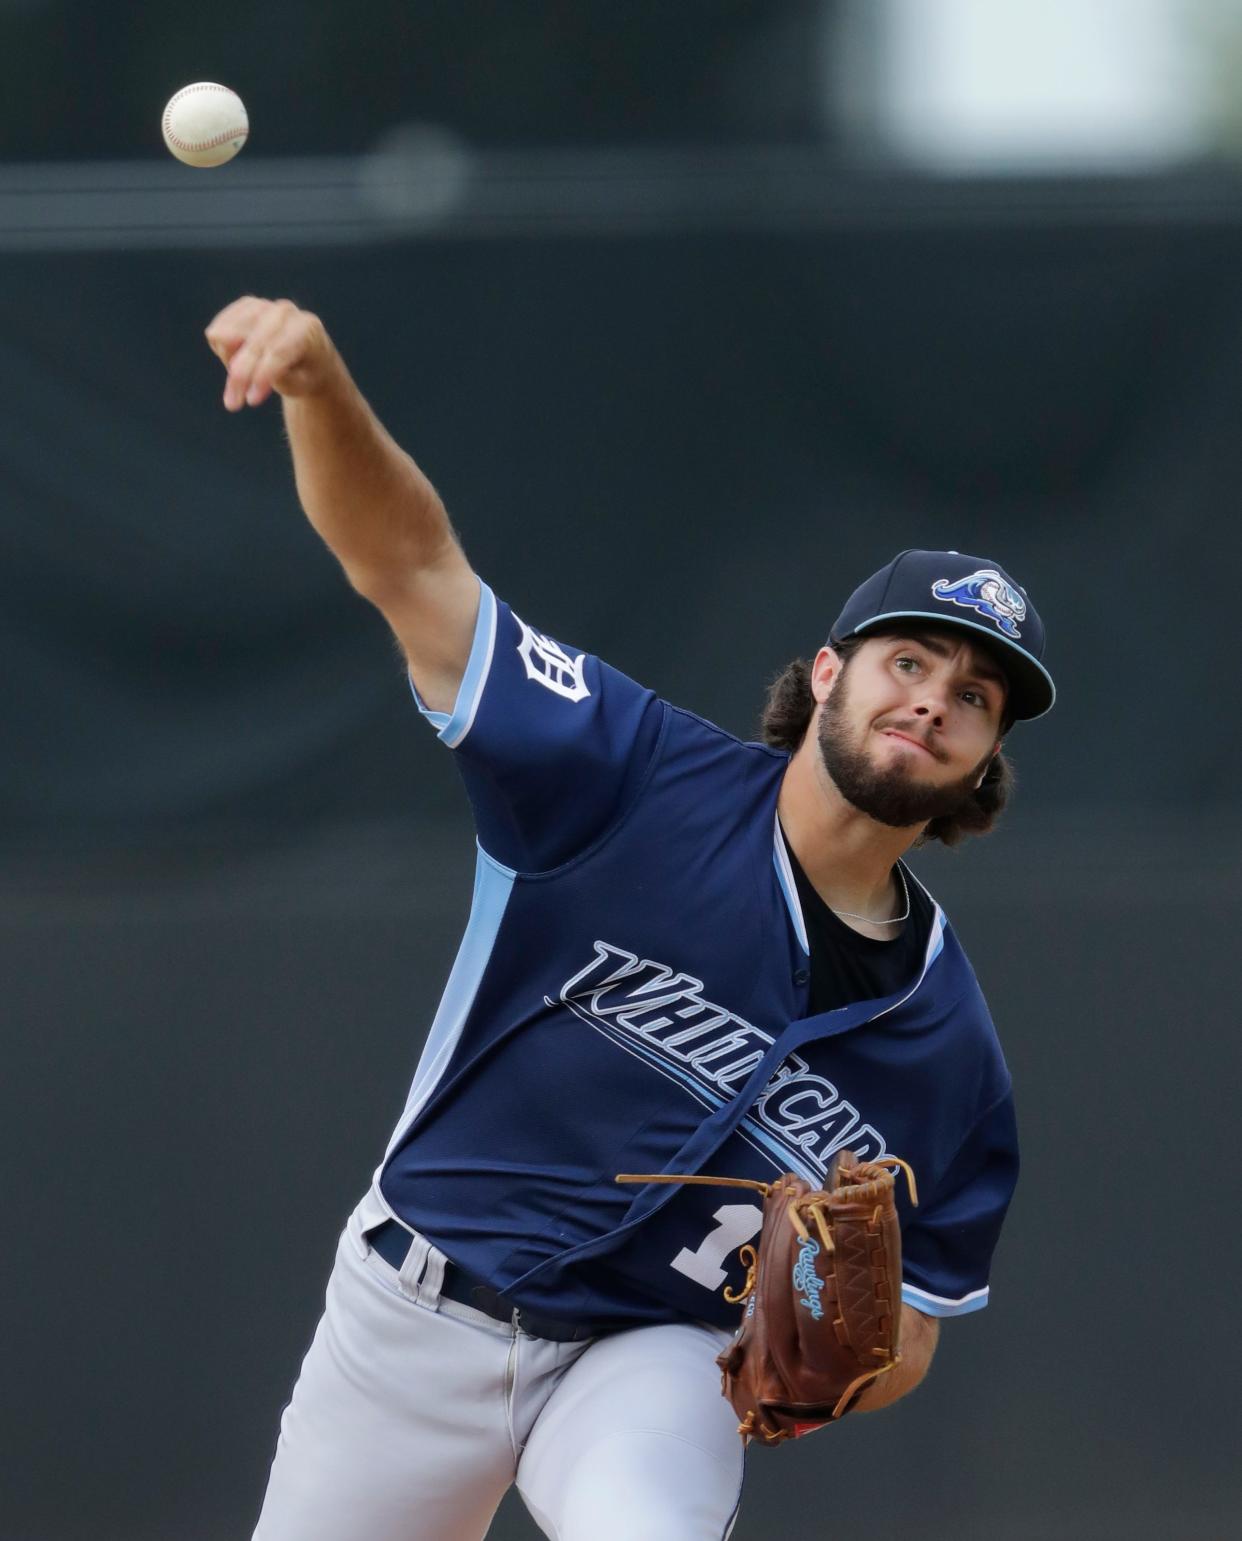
[3,4,1239,1538]
[1,0,839,159]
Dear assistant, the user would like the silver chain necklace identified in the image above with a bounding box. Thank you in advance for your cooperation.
[828,863,911,926]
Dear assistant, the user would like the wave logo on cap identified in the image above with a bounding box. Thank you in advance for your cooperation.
[931,569,1026,640]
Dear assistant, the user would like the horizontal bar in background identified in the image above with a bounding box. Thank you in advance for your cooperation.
[3,146,1242,250]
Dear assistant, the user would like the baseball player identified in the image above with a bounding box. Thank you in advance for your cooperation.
[205,297,1055,1541]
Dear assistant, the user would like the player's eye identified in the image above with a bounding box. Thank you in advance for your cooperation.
[960,689,989,709]
[893,655,920,673]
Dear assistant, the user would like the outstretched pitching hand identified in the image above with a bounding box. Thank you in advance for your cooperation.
[204,295,339,412]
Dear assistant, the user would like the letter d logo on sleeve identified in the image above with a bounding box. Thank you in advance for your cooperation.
[515,615,592,702]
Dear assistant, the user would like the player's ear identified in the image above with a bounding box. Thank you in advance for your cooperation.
[810,646,842,704]
[975,745,1002,791]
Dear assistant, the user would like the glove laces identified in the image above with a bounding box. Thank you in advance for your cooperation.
[615,1158,918,1305]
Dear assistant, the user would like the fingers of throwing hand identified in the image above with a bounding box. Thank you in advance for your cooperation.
[221,300,293,411]
[205,298,314,411]
[250,330,319,407]
[204,295,265,371]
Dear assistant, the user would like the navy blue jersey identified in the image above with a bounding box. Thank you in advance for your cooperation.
[378,583,1018,1327]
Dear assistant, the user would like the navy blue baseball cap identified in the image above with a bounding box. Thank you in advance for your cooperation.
[829,549,1055,721]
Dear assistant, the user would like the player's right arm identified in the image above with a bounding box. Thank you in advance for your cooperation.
[208,295,664,873]
[204,295,478,714]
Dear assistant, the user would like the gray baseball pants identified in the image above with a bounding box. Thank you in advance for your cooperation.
[251,1190,745,1540]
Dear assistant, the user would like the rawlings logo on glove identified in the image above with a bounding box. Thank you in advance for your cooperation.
[618,1151,917,1445]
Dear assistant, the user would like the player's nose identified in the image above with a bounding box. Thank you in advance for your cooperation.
[911,695,947,725]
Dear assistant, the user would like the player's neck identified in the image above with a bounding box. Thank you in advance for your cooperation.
[777,735,920,923]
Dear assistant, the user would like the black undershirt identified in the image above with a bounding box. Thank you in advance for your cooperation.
[784,837,934,1014]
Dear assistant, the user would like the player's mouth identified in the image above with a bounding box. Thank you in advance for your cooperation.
[880,729,940,760]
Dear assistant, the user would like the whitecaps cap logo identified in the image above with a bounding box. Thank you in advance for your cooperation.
[931,569,1026,640]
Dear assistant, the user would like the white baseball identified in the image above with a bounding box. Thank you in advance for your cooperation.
[162,83,249,168]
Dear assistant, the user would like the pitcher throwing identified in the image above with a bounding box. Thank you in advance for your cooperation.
[205,296,1055,1541]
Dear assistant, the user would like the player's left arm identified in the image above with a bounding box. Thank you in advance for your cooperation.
[852,1305,939,1412]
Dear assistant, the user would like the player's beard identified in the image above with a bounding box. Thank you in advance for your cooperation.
[816,673,992,830]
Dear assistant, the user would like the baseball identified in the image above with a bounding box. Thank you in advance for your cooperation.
[162,83,249,168]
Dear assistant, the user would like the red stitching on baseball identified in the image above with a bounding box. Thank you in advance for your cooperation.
[164,125,248,151]
[163,85,247,152]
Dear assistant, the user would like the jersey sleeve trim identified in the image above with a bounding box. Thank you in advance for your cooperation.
[901,1281,989,1317]
[406,580,498,748]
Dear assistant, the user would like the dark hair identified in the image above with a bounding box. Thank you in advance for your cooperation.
[758,638,1015,848]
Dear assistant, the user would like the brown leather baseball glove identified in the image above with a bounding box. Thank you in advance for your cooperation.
[617,1151,916,1445]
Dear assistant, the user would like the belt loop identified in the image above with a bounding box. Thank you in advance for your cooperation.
[417,1246,446,1309]
[396,1233,431,1299]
